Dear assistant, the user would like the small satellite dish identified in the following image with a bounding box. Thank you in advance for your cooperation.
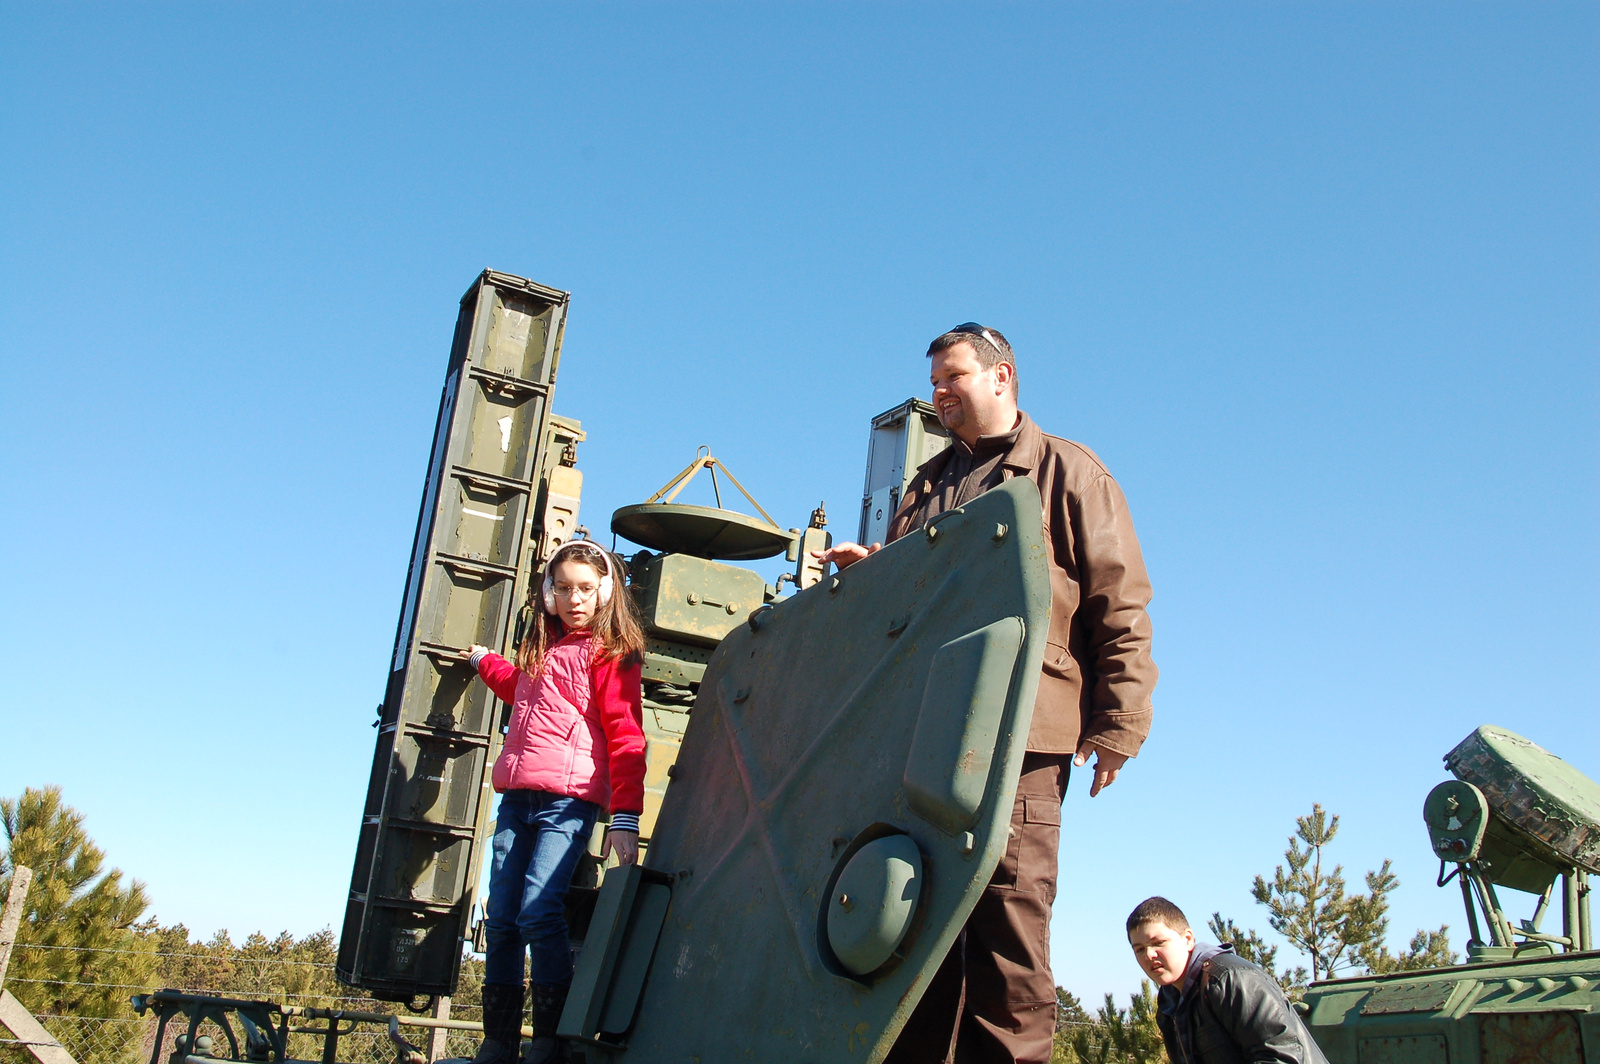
[611,449,796,561]
[612,503,792,560]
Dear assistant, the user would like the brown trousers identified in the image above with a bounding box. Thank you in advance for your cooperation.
[885,754,1070,1064]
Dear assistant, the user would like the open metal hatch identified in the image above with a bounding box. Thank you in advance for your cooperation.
[561,477,1052,1063]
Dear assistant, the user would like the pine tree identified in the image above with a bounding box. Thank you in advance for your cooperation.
[1250,804,1399,981]
[2,786,157,1062]
[1363,925,1457,974]
[1098,982,1165,1063]
[1207,913,1307,996]
[1242,803,1456,984]
[1054,984,1167,1064]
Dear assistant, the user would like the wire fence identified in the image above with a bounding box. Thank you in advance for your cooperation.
[0,1014,484,1064]
[2,943,1154,1064]
[0,941,488,1064]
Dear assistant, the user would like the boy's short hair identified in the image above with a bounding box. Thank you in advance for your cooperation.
[1126,896,1191,934]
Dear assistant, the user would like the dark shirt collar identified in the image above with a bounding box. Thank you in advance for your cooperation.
[1003,411,1044,471]
[952,412,1026,458]
[919,409,1044,481]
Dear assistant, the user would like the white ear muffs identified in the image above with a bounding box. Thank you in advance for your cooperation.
[542,545,615,615]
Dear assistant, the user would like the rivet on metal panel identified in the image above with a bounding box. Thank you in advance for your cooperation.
[838,894,853,912]
[887,615,909,637]
[733,687,751,704]
[960,832,976,857]
[992,523,1008,542]
[725,602,737,615]
[686,592,699,605]
[1504,978,1527,993]
[1535,976,1556,991]
[1570,975,1589,990]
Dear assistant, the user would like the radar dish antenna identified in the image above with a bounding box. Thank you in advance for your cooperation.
[612,448,796,561]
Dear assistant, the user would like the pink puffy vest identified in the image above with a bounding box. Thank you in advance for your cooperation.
[491,633,612,806]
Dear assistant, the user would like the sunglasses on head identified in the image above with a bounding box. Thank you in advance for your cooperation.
[950,322,1005,353]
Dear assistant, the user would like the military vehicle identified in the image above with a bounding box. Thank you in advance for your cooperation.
[1302,724,1598,1063]
[138,269,1019,1062]
[134,270,1598,1064]
[272,266,1064,1064]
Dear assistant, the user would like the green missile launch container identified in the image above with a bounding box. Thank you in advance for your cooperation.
[338,271,580,1001]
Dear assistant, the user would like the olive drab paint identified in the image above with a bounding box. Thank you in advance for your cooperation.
[337,271,579,1000]
[1302,726,1599,1063]
[559,478,1053,1063]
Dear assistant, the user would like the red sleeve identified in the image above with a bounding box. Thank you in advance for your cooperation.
[591,654,647,815]
[475,652,522,705]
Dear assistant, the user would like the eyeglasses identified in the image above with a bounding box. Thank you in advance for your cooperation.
[553,583,601,601]
[950,322,1005,354]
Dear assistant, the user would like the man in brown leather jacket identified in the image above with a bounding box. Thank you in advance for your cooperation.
[821,323,1158,1063]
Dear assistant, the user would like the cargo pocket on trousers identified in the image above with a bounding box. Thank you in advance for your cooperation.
[989,797,1025,890]
[1022,797,1062,905]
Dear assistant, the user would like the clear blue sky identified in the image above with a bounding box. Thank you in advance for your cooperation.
[2,3,1595,1006]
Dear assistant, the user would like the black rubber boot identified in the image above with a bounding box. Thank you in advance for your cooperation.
[473,982,526,1064]
[521,983,569,1064]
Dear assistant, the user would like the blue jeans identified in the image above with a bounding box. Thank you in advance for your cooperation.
[483,789,600,988]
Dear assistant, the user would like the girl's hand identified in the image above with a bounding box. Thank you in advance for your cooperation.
[601,829,639,866]
[467,644,489,657]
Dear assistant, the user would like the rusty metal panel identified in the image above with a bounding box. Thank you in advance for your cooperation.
[562,478,1051,1063]
[1357,1034,1450,1063]
[338,271,572,1001]
[1361,981,1459,1015]
[1479,1012,1583,1063]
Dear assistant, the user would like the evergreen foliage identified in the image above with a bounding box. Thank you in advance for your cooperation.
[1363,925,1457,974]
[1052,983,1167,1063]
[143,923,487,1014]
[1248,804,1392,981]
[1,787,156,1020]
[2,787,156,1064]
[1206,913,1307,995]
[1213,803,1457,994]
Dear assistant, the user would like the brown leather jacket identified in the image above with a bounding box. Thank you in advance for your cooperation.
[887,412,1156,756]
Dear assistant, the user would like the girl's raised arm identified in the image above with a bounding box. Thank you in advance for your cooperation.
[468,644,522,705]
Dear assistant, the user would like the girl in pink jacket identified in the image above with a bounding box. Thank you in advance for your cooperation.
[466,541,647,1064]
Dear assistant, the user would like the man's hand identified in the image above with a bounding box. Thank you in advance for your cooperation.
[811,541,881,570]
[1073,740,1130,797]
[601,829,639,866]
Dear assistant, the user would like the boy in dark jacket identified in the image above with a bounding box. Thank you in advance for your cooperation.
[1126,897,1329,1064]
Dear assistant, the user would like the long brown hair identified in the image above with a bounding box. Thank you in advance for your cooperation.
[516,541,646,677]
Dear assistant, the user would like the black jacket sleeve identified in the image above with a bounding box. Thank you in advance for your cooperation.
[1205,964,1328,1064]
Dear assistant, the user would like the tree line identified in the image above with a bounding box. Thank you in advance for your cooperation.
[3,787,1454,1064]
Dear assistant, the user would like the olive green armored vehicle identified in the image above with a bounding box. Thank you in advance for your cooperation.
[140,270,1006,1064]
[315,268,1051,1064]
[1302,725,1598,1063]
